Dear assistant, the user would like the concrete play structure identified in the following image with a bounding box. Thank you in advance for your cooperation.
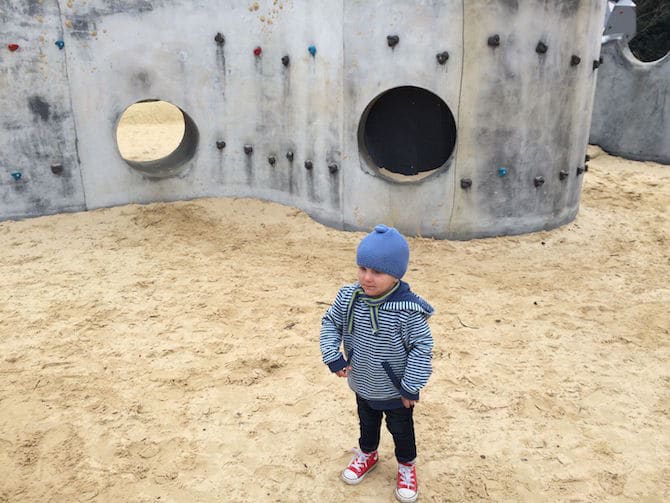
[2,0,609,239]
[590,39,670,165]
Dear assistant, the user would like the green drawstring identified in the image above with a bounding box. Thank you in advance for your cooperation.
[346,282,399,335]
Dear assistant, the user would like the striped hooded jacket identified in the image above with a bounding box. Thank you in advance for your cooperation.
[320,281,434,410]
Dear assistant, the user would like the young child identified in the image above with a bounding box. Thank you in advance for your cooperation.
[320,224,434,503]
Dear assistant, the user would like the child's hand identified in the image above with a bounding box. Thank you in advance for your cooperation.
[401,397,417,408]
[335,366,352,378]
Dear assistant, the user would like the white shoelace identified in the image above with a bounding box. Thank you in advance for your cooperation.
[398,463,416,488]
[349,448,371,471]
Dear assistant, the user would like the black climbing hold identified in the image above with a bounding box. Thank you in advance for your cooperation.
[216,141,226,150]
[460,178,472,189]
[436,51,449,65]
[585,154,591,162]
[593,59,600,70]
[536,41,548,54]
[10,172,22,181]
[577,166,585,175]
[286,151,294,161]
[534,176,545,187]
[281,55,290,67]
[244,145,253,155]
[304,160,313,170]
[268,155,276,166]
[584,164,589,172]
[559,170,569,180]
[571,55,581,66]
[487,35,500,47]
[51,163,63,174]
[387,35,399,48]
[214,33,225,45]
[328,163,339,174]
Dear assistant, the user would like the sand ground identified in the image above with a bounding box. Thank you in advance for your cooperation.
[0,106,669,502]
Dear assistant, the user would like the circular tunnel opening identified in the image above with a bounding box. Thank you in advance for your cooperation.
[358,86,457,181]
[116,99,198,178]
[628,1,670,63]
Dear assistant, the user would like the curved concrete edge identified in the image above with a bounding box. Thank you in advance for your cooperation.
[590,40,670,165]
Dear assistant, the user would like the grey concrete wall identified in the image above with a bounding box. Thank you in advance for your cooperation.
[0,0,606,239]
[449,0,605,239]
[590,40,670,165]
[0,1,87,220]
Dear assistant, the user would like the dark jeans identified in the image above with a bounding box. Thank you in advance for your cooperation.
[356,394,416,463]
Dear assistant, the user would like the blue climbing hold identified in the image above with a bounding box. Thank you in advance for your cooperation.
[55,40,65,50]
[308,45,317,57]
[11,172,22,181]
[498,167,508,177]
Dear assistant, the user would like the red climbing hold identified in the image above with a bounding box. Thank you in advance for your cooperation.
[253,46,262,57]
[8,43,20,52]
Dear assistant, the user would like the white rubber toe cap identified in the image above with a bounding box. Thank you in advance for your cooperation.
[395,487,418,503]
[341,468,364,485]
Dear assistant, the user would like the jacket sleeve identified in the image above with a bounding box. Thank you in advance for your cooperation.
[399,311,433,400]
[319,287,348,373]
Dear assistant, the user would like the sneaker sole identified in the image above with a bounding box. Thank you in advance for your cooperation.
[340,462,377,485]
[395,488,418,503]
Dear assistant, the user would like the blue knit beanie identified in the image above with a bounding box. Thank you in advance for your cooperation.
[356,224,410,279]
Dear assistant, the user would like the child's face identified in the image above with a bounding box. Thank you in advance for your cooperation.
[357,266,398,297]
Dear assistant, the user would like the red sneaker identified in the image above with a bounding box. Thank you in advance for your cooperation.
[395,461,418,503]
[341,448,379,485]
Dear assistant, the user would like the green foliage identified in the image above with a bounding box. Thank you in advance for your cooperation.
[628,0,670,62]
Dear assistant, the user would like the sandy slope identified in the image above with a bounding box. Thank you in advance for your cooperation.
[0,126,669,502]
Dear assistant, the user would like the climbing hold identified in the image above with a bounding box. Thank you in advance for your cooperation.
[570,55,581,66]
[436,51,449,65]
[55,40,65,50]
[387,35,399,48]
[487,35,500,47]
[498,167,508,177]
[268,155,276,166]
[11,172,22,181]
[577,166,585,175]
[304,160,313,170]
[8,43,19,52]
[328,163,339,174]
[584,164,589,172]
[254,46,262,57]
[214,33,225,45]
[592,59,600,70]
[308,45,316,57]
[244,145,253,155]
[460,178,472,189]
[286,151,294,161]
[584,154,591,162]
[534,176,545,187]
[559,170,569,180]
[281,55,290,66]
[51,163,63,174]
[535,41,548,54]
[216,141,226,150]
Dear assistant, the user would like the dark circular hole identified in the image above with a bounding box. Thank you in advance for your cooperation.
[628,1,670,63]
[359,86,456,180]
